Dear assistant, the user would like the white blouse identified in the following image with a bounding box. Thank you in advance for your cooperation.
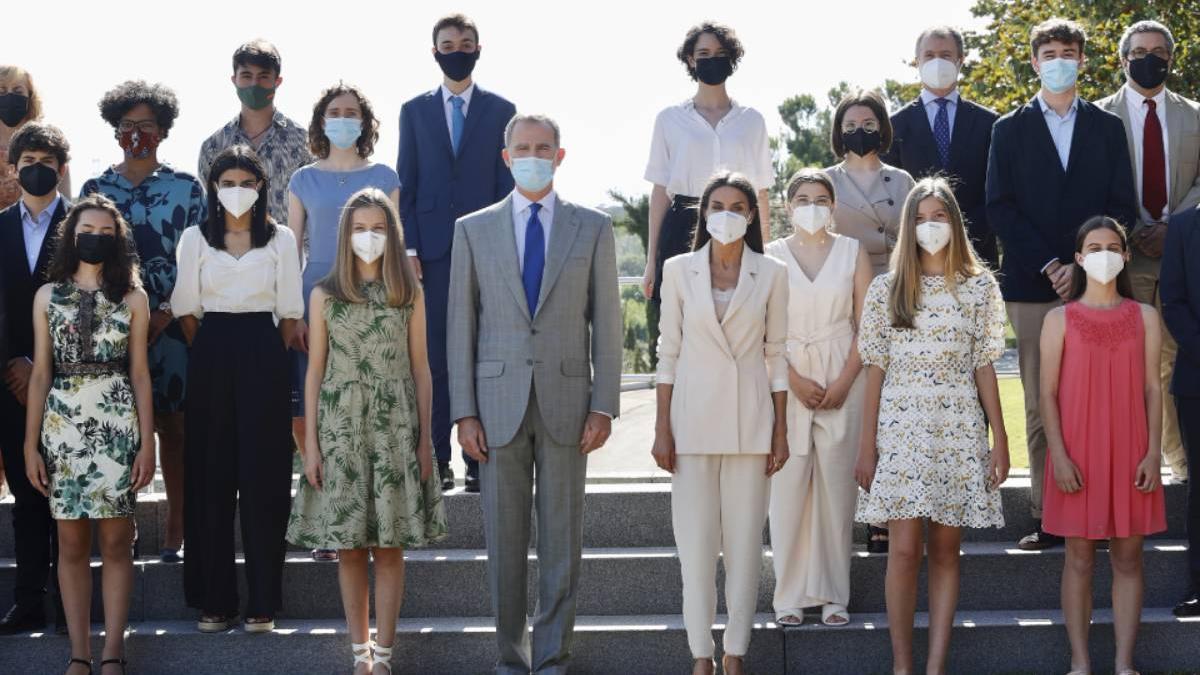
[171,224,304,320]
[644,99,775,199]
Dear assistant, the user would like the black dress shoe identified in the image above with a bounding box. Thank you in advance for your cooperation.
[0,603,47,635]
[1017,526,1064,551]
[465,475,480,493]
[439,463,455,491]
[1174,591,1200,617]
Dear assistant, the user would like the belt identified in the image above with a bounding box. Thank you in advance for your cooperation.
[56,361,127,377]
[785,320,855,378]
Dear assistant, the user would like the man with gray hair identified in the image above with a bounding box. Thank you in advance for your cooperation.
[1098,19,1200,490]
[448,113,622,673]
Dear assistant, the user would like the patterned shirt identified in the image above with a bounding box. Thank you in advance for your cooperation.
[197,109,311,229]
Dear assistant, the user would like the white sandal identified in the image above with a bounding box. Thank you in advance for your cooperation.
[352,641,373,672]
[821,603,849,626]
[372,643,393,674]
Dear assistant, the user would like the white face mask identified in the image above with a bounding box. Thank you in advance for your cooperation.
[919,57,960,90]
[915,221,952,255]
[705,210,749,245]
[790,204,832,235]
[217,186,259,218]
[1080,250,1125,284]
[351,231,386,264]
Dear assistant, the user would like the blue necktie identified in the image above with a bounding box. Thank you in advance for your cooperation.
[933,98,951,167]
[450,96,465,155]
[522,203,545,315]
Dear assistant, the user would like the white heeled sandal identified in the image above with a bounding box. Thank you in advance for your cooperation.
[352,641,373,671]
[372,643,393,674]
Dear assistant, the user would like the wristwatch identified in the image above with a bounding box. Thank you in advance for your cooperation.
[158,301,172,314]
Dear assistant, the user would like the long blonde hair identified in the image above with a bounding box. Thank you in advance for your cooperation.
[888,177,983,329]
[319,188,419,307]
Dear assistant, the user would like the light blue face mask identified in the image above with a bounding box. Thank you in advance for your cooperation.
[1038,57,1079,94]
[324,117,362,150]
[510,157,555,192]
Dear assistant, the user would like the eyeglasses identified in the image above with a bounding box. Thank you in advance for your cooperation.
[118,120,157,133]
[842,120,880,133]
[1129,47,1171,60]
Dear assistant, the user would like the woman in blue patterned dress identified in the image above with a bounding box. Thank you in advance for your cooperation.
[81,80,205,563]
[24,194,156,675]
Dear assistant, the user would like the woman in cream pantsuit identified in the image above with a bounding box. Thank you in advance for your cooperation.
[766,169,874,628]
[652,172,789,675]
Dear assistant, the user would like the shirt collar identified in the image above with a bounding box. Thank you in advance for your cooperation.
[227,108,290,134]
[1036,90,1079,119]
[1124,82,1167,107]
[920,88,960,106]
[513,189,557,219]
[19,194,61,227]
[681,97,744,117]
[442,83,476,107]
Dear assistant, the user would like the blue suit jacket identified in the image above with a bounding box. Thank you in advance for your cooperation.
[397,85,516,262]
[1162,205,1200,397]
[985,96,1137,302]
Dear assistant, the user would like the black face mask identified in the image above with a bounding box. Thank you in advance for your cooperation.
[694,56,734,86]
[0,92,30,127]
[1128,52,1170,90]
[76,233,117,265]
[435,50,480,82]
[842,128,882,157]
[18,163,59,197]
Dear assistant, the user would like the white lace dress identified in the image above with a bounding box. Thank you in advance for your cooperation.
[854,272,1006,528]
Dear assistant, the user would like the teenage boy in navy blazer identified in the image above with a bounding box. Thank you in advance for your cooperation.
[987,17,1138,551]
[397,13,516,493]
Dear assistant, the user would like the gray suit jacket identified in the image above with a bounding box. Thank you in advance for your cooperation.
[447,193,622,448]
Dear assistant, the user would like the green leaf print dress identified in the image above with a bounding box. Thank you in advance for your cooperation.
[287,283,448,549]
[41,282,139,520]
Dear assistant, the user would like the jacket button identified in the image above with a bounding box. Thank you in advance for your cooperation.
[878,226,885,233]
[526,359,533,366]
[887,199,894,206]
[884,176,891,182]
[531,329,538,335]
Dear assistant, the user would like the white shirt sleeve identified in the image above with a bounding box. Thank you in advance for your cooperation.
[273,226,305,320]
[644,109,672,188]
[170,227,204,318]
[751,110,776,192]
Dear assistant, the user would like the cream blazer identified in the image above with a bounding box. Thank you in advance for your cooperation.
[655,243,789,455]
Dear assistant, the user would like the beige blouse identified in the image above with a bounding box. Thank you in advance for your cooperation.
[824,162,915,276]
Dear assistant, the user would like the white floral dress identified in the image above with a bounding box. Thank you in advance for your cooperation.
[854,272,1006,528]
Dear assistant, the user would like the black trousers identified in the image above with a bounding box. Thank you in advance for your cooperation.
[183,313,293,617]
[1175,396,1200,591]
[0,389,56,610]
[651,196,700,301]
[423,256,477,477]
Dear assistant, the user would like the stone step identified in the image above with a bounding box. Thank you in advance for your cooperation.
[4,609,1196,675]
[3,541,1189,621]
[0,479,1187,557]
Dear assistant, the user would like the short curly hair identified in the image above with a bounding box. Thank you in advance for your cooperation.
[1030,17,1087,57]
[98,80,180,137]
[8,120,70,166]
[308,82,380,160]
[676,21,745,81]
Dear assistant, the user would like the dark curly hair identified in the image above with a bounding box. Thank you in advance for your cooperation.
[232,39,282,76]
[1031,17,1087,57]
[676,21,745,82]
[98,80,180,137]
[48,194,142,303]
[7,120,69,166]
[308,82,379,160]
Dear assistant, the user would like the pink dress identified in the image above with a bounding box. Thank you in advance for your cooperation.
[1043,300,1166,539]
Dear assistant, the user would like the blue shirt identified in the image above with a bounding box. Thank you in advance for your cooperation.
[1036,91,1079,172]
[920,89,960,142]
[19,195,61,273]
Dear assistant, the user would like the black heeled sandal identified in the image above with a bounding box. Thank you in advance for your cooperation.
[67,657,92,674]
[100,658,127,674]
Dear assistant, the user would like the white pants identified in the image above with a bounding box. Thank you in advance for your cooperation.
[768,424,858,617]
[671,454,769,659]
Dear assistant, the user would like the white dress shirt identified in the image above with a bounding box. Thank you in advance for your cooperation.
[1036,90,1079,171]
[19,195,60,274]
[171,224,304,320]
[1124,84,1171,220]
[440,82,476,143]
[644,99,775,198]
[921,88,960,141]
[512,189,556,273]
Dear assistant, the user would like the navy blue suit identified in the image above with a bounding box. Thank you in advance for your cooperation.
[1160,204,1200,590]
[986,97,1137,302]
[397,85,516,472]
[883,96,999,269]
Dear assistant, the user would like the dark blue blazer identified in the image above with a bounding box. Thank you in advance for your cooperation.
[397,86,516,263]
[883,96,999,269]
[1161,205,1200,397]
[0,199,67,361]
[985,96,1137,302]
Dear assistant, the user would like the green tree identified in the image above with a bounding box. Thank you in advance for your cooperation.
[964,0,1200,115]
[608,190,659,370]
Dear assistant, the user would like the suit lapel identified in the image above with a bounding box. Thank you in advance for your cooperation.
[1029,98,1067,179]
[1110,88,1139,183]
[457,87,488,158]
[534,199,581,317]
[34,200,67,280]
[906,99,940,168]
[720,247,758,327]
[689,245,733,358]
[492,195,531,322]
[831,165,885,226]
[947,98,974,171]
[1065,100,1095,176]
[1166,91,1186,205]
[424,88,455,161]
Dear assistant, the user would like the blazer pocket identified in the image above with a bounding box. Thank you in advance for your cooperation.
[476,361,505,378]
[561,358,591,377]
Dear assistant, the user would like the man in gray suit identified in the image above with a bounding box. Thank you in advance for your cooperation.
[1097,19,1200,484]
[448,113,621,674]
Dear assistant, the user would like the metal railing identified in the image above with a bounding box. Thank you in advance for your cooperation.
[618,276,656,391]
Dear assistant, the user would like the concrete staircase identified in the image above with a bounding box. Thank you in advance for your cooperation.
[1,477,1197,674]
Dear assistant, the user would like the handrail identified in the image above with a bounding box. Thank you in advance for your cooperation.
[618,275,654,390]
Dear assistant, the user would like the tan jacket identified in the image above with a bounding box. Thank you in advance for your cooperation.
[824,162,916,275]
[656,243,788,454]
